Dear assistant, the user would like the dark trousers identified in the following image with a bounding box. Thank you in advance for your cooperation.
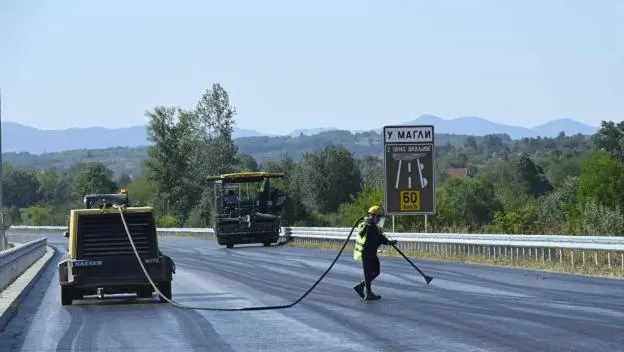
[361,254,380,291]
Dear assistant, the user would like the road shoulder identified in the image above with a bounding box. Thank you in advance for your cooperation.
[0,245,56,332]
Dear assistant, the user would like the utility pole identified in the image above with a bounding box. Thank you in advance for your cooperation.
[0,89,5,251]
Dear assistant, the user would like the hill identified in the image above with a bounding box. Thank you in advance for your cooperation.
[0,122,269,154]
[2,130,498,177]
[404,115,597,139]
[0,115,597,154]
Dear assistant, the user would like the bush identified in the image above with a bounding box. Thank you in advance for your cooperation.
[485,202,541,234]
[19,206,67,226]
[156,215,181,228]
[579,199,624,236]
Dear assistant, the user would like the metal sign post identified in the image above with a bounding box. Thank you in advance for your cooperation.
[383,125,436,230]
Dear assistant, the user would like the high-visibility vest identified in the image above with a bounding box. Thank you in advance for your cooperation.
[353,222,368,261]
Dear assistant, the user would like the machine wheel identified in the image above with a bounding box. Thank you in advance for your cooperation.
[262,241,271,247]
[226,243,234,249]
[157,281,172,303]
[61,286,74,306]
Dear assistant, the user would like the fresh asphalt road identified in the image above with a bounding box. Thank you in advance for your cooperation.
[2,233,624,351]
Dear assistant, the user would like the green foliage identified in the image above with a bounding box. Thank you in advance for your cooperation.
[591,120,624,162]
[0,83,620,238]
[297,144,362,213]
[486,203,541,234]
[337,186,384,227]
[434,177,503,229]
[578,199,624,236]
[20,206,67,226]
[143,83,239,224]
[2,164,40,208]
[156,215,181,228]
[72,162,118,201]
[124,176,154,206]
[537,176,580,234]
[577,151,624,210]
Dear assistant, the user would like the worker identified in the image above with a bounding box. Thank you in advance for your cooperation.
[119,188,129,206]
[225,190,239,204]
[353,205,397,300]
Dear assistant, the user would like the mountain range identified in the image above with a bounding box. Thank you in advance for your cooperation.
[0,115,598,154]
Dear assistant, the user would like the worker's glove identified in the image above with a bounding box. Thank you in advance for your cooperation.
[388,239,398,246]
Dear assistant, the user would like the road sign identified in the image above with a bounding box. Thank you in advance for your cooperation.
[383,125,435,215]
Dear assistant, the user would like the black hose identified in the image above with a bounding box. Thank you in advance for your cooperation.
[117,204,364,311]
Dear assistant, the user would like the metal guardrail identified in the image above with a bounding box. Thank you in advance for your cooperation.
[283,227,624,271]
[0,238,47,293]
[9,225,624,249]
[7,225,624,271]
[284,227,624,250]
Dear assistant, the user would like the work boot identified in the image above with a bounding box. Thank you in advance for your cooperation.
[353,282,365,298]
[364,289,381,301]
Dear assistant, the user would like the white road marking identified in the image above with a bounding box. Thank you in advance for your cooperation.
[395,160,402,189]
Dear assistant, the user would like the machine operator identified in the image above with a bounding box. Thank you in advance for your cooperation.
[352,205,397,301]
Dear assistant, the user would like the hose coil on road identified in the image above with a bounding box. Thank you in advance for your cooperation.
[114,204,364,311]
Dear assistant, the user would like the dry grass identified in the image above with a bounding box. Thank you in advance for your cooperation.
[286,240,624,279]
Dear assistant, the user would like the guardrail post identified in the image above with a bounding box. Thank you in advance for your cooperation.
[571,250,574,267]
[608,252,611,268]
[559,249,563,264]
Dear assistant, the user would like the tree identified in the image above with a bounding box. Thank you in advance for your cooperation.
[516,154,553,197]
[591,120,624,162]
[298,144,363,213]
[434,176,503,229]
[484,154,552,209]
[481,134,508,156]
[464,136,478,151]
[193,83,239,175]
[125,176,155,206]
[538,175,580,234]
[117,173,132,188]
[2,164,41,208]
[72,163,118,201]
[264,154,309,225]
[236,153,259,172]
[359,156,383,190]
[37,168,71,207]
[144,83,239,224]
[577,151,624,210]
[145,106,198,220]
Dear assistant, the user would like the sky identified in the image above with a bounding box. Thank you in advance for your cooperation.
[0,0,622,135]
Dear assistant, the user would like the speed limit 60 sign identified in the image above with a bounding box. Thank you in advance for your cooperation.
[399,190,421,211]
[383,125,436,215]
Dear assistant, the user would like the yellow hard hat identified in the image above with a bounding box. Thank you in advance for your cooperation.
[367,205,381,215]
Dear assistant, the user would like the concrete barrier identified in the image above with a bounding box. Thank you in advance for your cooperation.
[0,238,47,293]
